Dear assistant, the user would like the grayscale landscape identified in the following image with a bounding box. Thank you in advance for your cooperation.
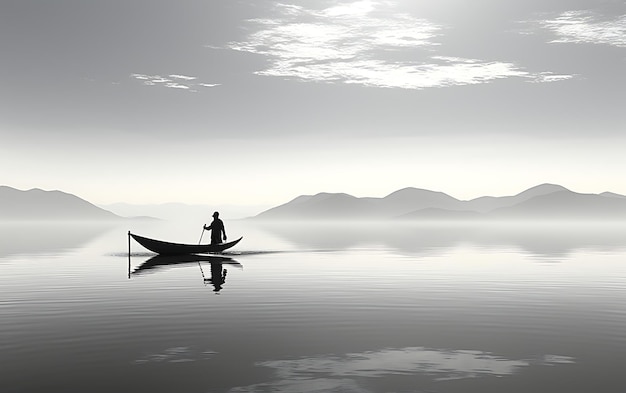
[1,1,625,392]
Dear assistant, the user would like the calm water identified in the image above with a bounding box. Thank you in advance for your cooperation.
[1,220,626,393]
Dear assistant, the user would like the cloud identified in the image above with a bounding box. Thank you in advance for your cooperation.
[130,73,220,91]
[166,82,190,89]
[228,346,575,392]
[227,1,567,89]
[169,74,197,80]
[256,57,529,89]
[529,72,576,83]
[540,10,626,47]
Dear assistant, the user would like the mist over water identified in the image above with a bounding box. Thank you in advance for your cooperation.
[1,219,625,392]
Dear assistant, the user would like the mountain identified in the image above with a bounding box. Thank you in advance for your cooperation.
[600,191,626,199]
[463,183,570,212]
[0,186,120,221]
[255,188,464,220]
[256,193,378,220]
[253,184,626,221]
[379,188,462,216]
[490,190,626,220]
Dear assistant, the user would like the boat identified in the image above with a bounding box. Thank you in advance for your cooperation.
[129,232,242,255]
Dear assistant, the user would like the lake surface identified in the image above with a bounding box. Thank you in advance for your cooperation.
[1,220,626,393]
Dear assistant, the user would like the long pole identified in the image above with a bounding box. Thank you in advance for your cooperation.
[198,261,207,282]
[198,226,208,284]
[198,226,205,245]
[128,231,131,279]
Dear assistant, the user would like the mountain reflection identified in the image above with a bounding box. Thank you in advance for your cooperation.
[253,221,626,258]
[0,222,113,259]
[229,347,575,393]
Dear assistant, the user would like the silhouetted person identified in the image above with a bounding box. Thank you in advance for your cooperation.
[206,262,227,292]
[204,211,227,245]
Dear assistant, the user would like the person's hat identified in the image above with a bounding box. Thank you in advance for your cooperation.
[212,211,219,217]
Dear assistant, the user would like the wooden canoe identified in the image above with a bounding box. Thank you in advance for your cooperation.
[130,232,242,255]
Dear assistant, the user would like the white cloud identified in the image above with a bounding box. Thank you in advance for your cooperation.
[432,56,479,64]
[165,82,190,89]
[169,74,197,80]
[261,58,528,89]
[325,0,376,17]
[228,347,575,393]
[130,73,220,91]
[529,72,576,83]
[131,73,172,85]
[540,11,626,47]
[227,1,562,89]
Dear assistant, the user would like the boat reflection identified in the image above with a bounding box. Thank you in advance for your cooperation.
[132,254,239,274]
[131,254,242,292]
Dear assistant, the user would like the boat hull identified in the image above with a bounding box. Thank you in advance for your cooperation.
[130,233,242,255]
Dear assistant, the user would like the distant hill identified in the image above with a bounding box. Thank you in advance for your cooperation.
[0,186,120,221]
[253,184,626,221]
[378,188,462,216]
[463,184,570,212]
[255,189,464,220]
[256,193,378,220]
[489,190,626,220]
[600,191,626,199]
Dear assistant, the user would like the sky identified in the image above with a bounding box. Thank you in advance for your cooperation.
[1,0,625,206]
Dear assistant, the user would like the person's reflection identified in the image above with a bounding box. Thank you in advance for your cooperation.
[206,262,227,292]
